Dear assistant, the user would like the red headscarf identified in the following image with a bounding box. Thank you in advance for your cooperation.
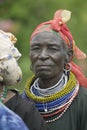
[30,9,87,88]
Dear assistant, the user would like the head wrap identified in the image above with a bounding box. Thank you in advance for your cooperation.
[0,30,22,85]
[30,9,87,88]
[0,30,17,44]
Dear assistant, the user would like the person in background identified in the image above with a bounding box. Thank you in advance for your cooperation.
[0,30,49,130]
[0,102,29,130]
[22,9,87,130]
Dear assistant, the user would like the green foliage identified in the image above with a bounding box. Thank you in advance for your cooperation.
[0,0,87,92]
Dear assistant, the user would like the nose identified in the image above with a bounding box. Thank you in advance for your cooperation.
[38,48,49,60]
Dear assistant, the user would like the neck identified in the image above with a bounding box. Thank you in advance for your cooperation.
[38,72,63,89]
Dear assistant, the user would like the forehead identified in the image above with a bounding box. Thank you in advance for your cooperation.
[30,31,64,46]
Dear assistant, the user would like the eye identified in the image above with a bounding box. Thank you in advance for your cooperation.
[48,46,60,52]
[31,46,41,51]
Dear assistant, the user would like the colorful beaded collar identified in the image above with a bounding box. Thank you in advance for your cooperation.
[25,72,77,103]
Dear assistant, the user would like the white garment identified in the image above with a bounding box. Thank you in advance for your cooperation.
[0,30,22,85]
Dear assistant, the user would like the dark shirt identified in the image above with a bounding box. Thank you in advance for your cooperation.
[5,90,48,130]
[22,87,87,130]
[46,87,87,130]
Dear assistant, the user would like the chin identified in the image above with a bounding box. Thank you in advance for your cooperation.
[36,72,52,79]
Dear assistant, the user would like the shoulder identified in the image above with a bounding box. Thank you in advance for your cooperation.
[6,90,35,114]
[78,86,87,97]
[17,95,49,130]
[76,86,87,107]
[6,92,48,130]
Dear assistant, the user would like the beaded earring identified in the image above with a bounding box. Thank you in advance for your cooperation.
[63,63,71,75]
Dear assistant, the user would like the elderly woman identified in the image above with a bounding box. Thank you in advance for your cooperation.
[0,30,48,130]
[22,9,87,130]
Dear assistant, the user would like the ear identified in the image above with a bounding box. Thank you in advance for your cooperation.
[65,48,73,63]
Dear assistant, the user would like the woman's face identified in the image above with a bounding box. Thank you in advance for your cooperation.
[30,32,69,80]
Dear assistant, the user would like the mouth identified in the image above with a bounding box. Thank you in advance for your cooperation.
[36,65,52,70]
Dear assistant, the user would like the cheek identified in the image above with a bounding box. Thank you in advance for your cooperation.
[52,54,65,67]
[30,53,38,64]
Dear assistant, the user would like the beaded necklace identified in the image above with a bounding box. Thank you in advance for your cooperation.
[45,83,79,123]
[36,87,76,111]
[24,72,79,123]
[30,73,68,96]
[0,86,8,103]
[25,72,77,102]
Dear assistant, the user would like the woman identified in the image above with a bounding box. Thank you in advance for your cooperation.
[0,30,48,130]
[22,9,87,130]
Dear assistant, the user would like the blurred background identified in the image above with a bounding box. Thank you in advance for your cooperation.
[0,0,87,92]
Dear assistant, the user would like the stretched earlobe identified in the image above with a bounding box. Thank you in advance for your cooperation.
[63,63,71,75]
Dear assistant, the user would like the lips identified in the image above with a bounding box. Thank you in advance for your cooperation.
[37,65,50,67]
[37,64,52,67]
[36,65,52,70]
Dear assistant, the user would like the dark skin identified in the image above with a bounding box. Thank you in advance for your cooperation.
[30,31,72,89]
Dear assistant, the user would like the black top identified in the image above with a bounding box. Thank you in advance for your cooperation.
[5,90,49,130]
[44,86,87,130]
[22,86,87,130]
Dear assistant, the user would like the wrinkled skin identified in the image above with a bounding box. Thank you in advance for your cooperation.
[30,32,70,88]
[0,32,22,86]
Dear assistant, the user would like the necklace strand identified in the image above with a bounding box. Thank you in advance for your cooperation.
[31,73,68,96]
[25,72,77,102]
[0,86,8,103]
[24,72,79,123]
[45,83,79,123]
